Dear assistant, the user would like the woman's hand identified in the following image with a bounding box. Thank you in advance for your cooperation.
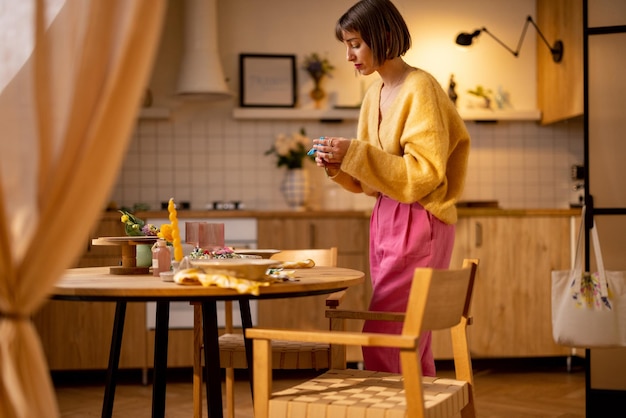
[312,136,349,167]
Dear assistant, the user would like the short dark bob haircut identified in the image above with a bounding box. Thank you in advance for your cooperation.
[335,0,411,66]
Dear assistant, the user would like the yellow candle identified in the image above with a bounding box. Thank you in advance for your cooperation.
[168,198,184,262]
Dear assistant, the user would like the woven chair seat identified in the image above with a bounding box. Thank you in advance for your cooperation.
[267,369,469,418]
[219,333,330,370]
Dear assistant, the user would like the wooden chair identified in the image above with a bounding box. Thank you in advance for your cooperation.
[192,247,341,418]
[246,259,479,418]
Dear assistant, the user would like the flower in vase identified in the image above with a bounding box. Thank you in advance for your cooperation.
[119,209,172,243]
[265,128,313,169]
[302,52,334,82]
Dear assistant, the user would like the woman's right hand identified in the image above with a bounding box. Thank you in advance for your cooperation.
[312,136,349,167]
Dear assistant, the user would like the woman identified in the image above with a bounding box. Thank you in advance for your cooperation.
[312,0,470,376]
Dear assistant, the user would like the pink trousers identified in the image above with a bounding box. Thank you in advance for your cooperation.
[363,195,455,376]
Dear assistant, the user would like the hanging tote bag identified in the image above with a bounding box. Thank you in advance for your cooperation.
[551,207,626,347]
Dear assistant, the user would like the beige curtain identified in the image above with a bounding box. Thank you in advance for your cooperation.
[0,1,165,416]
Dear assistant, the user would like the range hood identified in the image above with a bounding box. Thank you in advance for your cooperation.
[177,0,231,99]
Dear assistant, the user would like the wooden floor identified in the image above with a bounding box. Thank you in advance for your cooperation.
[53,357,586,418]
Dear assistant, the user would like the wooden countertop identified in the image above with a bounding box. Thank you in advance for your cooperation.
[133,209,371,219]
[457,207,582,217]
[100,207,581,221]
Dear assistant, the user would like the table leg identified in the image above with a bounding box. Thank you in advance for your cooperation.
[152,301,170,418]
[238,299,254,397]
[201,301,223,418]
[102,301,126,418]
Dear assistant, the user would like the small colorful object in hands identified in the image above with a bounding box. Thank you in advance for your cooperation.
[168,198,184,262]
[307,136,325,155]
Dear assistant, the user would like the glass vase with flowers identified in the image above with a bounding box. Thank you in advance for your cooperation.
[265,129,314,210]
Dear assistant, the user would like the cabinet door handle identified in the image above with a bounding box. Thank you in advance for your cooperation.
[475,221,483,248]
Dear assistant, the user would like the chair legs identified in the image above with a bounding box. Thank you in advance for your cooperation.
[193,302,237,418]
[225,367,235,418]
[192,303,203,418]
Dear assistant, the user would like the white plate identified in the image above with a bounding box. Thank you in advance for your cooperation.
[189,259,280,280]
[233,249,281,259]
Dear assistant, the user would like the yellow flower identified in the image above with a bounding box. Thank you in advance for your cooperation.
[119,209,163,239]
[158,224,173,242]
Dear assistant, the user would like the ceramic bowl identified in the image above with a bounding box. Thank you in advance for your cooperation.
[233,249,280,259]
[189,259,280,280]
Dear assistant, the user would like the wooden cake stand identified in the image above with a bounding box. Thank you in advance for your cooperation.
[92,236,159,275]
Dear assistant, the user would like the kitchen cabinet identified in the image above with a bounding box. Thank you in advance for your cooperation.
[432,214,576,359]
[34,301,148,370]
[537,0,583,124]
[257,214,371,362]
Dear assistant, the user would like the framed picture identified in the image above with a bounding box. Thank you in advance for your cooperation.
[239,54,297,108]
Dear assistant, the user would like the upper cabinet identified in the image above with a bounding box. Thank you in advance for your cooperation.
[537,0,583,125]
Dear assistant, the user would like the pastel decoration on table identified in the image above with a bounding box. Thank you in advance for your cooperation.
[200,223,225,251]
[185,221,201,248]
[152,239,172,277]
[186,222,225,252]
[168,198,184,262]
[136,244,153,267]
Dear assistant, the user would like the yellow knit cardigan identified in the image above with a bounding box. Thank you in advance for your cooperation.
[330,68,470,224]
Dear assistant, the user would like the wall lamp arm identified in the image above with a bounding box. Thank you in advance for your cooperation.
[456,15,563,63]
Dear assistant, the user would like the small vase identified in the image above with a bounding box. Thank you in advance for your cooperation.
[310,78,325,109]
[281,168,310,211]
[136,244,153,267]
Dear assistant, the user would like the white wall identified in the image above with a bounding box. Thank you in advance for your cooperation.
[108,0,584,212]
[216,0,540,110]
[152,0,540,111]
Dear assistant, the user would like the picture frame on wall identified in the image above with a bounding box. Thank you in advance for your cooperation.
[239,54,297,108]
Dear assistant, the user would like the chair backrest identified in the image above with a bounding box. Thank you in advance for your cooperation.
[224,248,339,333]
[403,260,477,337]
[401,259,478,417]
[270,247,338,267]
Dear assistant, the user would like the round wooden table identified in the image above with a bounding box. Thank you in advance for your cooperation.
[52,266,365,418]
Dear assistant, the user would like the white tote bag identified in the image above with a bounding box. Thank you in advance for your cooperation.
[551,207,626,347]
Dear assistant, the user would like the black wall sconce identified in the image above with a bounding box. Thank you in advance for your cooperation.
[456,15,563,63]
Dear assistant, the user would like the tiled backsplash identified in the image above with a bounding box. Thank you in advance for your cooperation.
[109,104,583,211]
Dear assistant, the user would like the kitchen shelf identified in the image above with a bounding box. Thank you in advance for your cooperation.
[233,107,360,121]
[459,109,542,121]
[233,107,541,122]
[139,107,171,120]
